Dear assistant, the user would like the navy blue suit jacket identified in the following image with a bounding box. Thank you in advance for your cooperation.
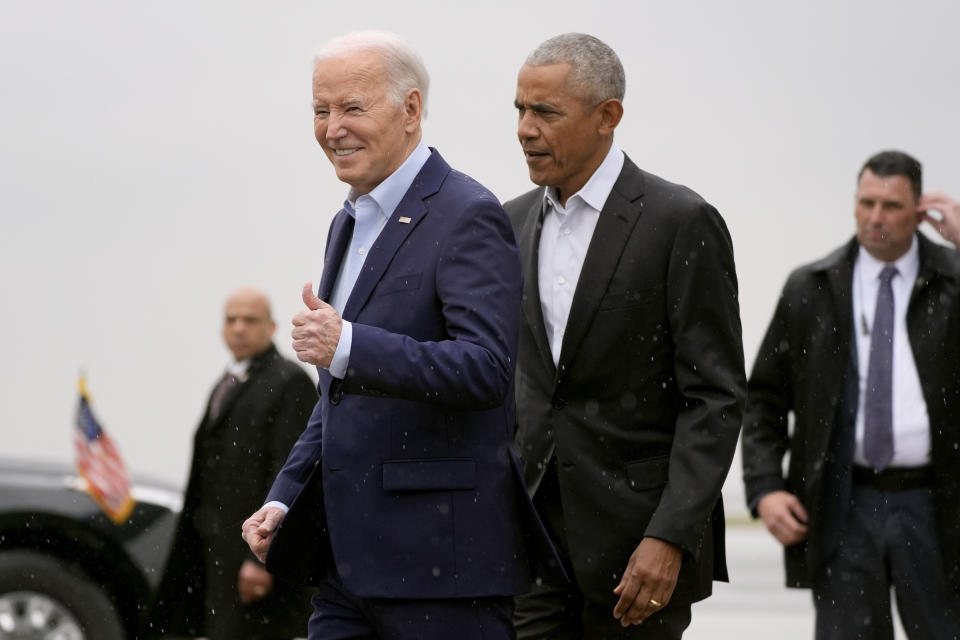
[265,149,561,599]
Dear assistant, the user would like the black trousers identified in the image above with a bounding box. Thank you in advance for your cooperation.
[514,461,691,640]
[813,484,960,640]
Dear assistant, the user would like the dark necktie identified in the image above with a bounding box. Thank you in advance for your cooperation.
[208,372,238,421]
[863,265,898,470]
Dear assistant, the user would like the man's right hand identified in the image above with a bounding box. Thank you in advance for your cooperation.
[241,506,286,563]
[757,490,808,547]
[291,282,343,368]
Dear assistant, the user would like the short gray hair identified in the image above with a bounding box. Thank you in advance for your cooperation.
[314,30,430,116]
[526,33,625,105]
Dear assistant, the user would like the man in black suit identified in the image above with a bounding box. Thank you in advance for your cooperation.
[742,150,960,639]
[506,33,745,639]
[151,287,316,640]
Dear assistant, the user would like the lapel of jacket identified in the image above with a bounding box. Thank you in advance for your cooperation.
[907,233,952,368]
[815,238,858,460]
[554,157,645,380]
[341,150,448,321]
[203,374,241,432]
[203,344,276,431]
[516,194,556,376]
[211,378,246,428]
[817,239,857,395]
[824,238,857,354]
[318,210,354,302]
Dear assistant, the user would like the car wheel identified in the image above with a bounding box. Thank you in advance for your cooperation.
[0,550,125,640]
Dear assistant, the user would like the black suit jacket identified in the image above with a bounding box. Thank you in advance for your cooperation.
[151,343,317,637]
[505,155,746,607]
[742,234,960,593]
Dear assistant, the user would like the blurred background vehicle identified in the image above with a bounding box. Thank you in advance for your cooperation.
[0,458,181,640]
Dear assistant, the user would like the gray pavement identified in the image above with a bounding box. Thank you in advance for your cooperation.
[684,523,907,639]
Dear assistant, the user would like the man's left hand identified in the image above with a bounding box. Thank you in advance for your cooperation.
[292,282,342,367]
[612,537,682,627]
[237,559,274,604]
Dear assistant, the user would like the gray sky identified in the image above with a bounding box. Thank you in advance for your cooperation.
[2,0,959,514]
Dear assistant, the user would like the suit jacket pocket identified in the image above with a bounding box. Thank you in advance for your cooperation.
[382,457,476,491]
[625,455,669,491]
[375,272,422,295]
[599,286,663,311]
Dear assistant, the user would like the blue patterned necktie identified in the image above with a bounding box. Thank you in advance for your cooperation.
[863,264,898,470]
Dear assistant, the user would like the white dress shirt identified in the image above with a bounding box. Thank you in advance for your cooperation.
[226,358,250,380]
[851,236,930,467]
[539,143,625,365]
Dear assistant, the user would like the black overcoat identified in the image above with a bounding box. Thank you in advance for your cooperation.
[743,234,960,593]
[150,343,317,637]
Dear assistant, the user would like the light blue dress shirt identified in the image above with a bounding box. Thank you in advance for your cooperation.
[264,142,432,515]
[326,142,432,379]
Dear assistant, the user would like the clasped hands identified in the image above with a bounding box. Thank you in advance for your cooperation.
[292,282,342,368]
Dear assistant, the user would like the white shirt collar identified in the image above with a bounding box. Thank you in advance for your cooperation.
[345,142,431,220]
[543,142,625,213]
[856,234,919,283]
[226,358,250,380]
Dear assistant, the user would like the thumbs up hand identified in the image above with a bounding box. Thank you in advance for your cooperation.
[301,282,325,311]
[292,282,343,367]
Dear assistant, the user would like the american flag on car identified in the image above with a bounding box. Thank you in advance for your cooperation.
[73,375,135,524]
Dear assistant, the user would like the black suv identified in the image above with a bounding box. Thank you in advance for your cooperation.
[0,458,181,639]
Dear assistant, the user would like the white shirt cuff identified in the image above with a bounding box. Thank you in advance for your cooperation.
[263,500,289,514]
[328,319,352,379]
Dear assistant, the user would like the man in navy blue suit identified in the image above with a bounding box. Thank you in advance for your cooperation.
[241,30,559,639]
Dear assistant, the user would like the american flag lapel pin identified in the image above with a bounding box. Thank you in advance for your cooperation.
[398,216,412,224]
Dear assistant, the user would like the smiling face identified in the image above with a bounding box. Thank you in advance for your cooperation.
[514,62,620,205]
[312,49,422,195]
[855,169,921,262]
